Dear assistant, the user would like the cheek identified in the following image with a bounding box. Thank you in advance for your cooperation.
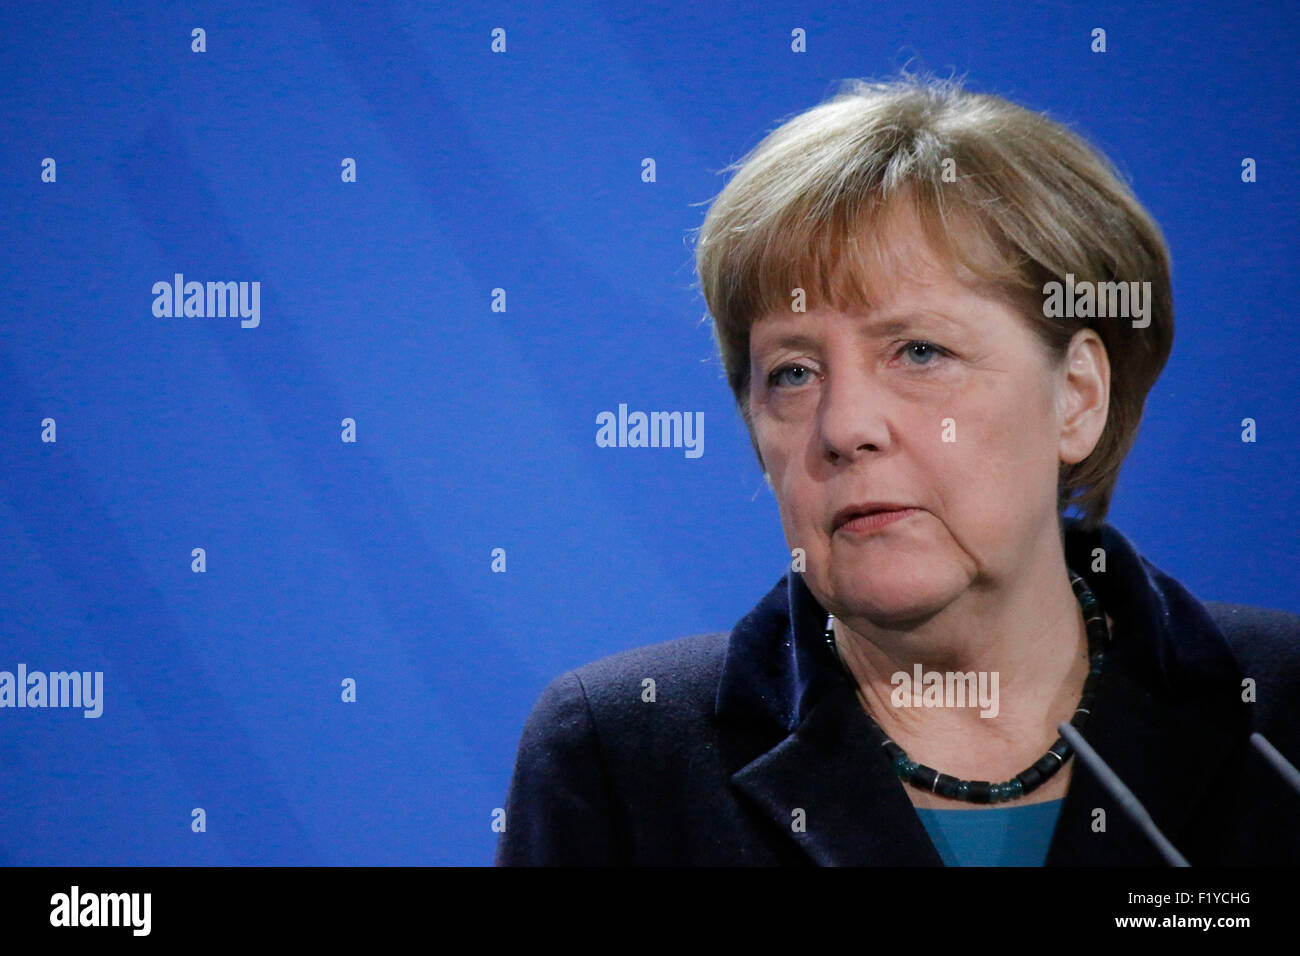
[766,463,826,555]
[775,474,819,540]
[754,419,807,502]
[930,379,1058,512]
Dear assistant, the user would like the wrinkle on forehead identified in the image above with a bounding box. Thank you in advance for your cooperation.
[816,196,1024,321]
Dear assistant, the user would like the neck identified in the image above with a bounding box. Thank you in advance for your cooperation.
[831,520,1093,776]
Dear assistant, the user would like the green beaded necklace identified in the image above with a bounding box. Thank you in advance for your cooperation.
[823,568,1110,803]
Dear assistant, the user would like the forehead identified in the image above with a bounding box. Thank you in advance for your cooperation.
[749,262,990,347]
[857,197,997,283]
[755,201,1006,335]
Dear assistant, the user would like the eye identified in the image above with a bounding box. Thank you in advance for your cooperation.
[898,340,949,366]
[767,363,816,388]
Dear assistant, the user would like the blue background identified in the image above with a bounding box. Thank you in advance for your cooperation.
[0,0,1295,865]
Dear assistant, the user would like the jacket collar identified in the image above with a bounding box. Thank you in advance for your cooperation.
[716,518,1249,865]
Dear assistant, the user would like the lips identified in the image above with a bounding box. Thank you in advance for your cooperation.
[832,502,917,533]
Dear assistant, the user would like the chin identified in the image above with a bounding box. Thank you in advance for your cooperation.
[826,561,964,626]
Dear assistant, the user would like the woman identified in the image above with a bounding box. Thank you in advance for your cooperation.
[495,74,1300,865]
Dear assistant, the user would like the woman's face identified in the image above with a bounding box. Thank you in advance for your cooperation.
[747,209,1105,626]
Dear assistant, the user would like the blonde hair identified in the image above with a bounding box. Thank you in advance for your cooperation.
[692,72,1173,528]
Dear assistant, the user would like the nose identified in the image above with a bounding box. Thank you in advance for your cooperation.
[819,362,893,465]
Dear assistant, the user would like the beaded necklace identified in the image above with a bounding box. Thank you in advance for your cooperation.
[823,568,1110,803]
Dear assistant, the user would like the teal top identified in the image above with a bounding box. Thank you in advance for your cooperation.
[914,798,1064,866]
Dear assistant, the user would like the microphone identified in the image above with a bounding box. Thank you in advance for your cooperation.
[1057,722,1189,867]
[1249,732,1300,798]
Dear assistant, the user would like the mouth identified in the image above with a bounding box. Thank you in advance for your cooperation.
[832,504,920,534]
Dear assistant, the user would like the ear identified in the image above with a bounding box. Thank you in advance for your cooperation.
[1057,328,1110,466]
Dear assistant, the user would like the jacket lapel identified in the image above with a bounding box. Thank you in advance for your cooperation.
[1040,522,1242,868]
[719,568,942,864]
[1041,658,1241,864]
[730,681,944,865]
[718,520,1249,866]
[1045,522,1249,864]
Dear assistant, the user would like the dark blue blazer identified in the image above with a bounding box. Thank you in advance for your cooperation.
[495,520,1300,865]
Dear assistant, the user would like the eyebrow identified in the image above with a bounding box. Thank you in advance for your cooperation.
[750,312,959,352]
